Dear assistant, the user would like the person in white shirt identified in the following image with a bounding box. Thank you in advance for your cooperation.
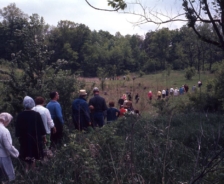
[32,97,56,148]
[0,112,19,182]
[174,87,179,96]
[170,87,174,96]
[162,89,166,98]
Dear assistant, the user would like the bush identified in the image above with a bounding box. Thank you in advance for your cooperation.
[139,70,145,77]
[10,113,224,184]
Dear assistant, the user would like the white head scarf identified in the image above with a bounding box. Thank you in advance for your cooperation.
[0,112,13,126]
[23,96,35,109]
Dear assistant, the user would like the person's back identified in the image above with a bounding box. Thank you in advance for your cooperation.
[46,91,64,146]
[148,91,152,100]
[174,88,179,96]
[157,90,162,99]
[119,106,127,116]
[179,87,183,95]
[32,97,55,136]
[162,90,166,98]
[166,89,169,96]
[89,95,107,112]
[170,88,174,95]
[89,87,107,127]
[118,98,124,106]
[107,102,120,123]
[72,90,90,130]
[0,113,19,182]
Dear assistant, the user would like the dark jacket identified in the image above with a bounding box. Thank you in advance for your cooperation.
[89,94,107,112]
[72,97,90,130]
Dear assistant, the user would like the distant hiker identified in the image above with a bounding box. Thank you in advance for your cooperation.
[118,96,124,107]
[174,87,179,96]
[198,81,202,87]
[162,89,166,98]
[106,101,120,123]
[192,85,196,92]
[122,94,127,100]
[157,90,162,100]
[119,105,127,117]
[135,93,140,103]
[72,90,91,131]
[125,101,134,113]
[170,87,174,96]
[166,89,169,97]
[184,84,189,93]
[179,86,184,95]
[128,93,132,101]
[89,87,108,127]
[148,91,153,101]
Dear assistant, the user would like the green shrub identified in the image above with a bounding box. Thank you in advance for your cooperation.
[10,113,224,184]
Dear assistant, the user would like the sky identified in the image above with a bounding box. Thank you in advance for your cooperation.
[1,0,186,36]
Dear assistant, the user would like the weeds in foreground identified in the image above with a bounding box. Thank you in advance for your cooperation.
[6,112,224,184]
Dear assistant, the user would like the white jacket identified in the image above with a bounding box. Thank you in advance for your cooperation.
[32,105,54,134]
[0,123,19,158]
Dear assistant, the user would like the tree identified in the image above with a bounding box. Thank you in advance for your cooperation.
[0,3,28,59]
[0,13,77,115]
[85,0,224,51]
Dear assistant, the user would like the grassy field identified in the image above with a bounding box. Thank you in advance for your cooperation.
[82,70,214,113]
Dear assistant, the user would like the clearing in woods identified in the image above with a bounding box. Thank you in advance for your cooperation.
[78,70,213,114]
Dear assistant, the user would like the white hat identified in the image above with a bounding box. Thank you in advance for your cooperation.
[79,89,87,96]
[93,87,99,92]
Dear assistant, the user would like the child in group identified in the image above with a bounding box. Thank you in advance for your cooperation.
[119,105,127,117]
[148,91,153,101]
[106,101,120,123]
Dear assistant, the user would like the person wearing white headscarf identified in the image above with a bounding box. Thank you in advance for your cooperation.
[16,96,46,172]
[0,112,19,182]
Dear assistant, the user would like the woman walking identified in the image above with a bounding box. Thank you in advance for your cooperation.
[0,112,19,182]
[16,96,46,172]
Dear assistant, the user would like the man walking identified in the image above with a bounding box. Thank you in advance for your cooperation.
[72,89,91,131]
[89,87,107,127]
[46,91,64,147]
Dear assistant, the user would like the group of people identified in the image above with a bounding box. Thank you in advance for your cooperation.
[147,82,202,100]
[0,92,63,182]
[0,87,140,182]
[72,87,139,131]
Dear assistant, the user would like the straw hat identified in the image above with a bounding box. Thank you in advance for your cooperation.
[79,89,87,96]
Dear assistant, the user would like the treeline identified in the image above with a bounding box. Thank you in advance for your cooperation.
[0,3,223,77]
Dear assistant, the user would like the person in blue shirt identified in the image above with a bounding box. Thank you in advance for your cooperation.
[106,101,120,123]
[72,90,91,131]
[46,91,64,147]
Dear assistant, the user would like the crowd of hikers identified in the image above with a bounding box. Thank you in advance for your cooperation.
[0,80,202,182]
[0,87,141,182]
[148,81,202,100]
